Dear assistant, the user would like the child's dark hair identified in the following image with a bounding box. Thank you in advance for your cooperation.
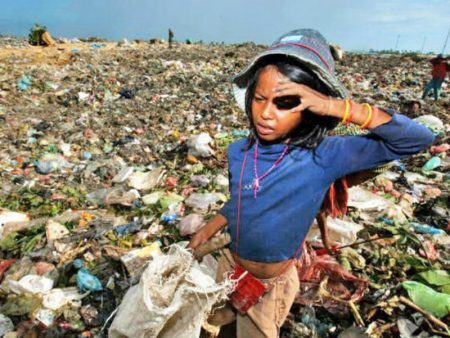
[245,56,339,149]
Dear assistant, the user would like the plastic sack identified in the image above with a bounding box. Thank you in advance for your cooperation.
[402,281,450,318]
[109,244,231,338]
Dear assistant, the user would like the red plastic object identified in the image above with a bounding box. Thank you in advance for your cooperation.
[0,259,17,282]
[229,265,266,314]
[315,246,340,256]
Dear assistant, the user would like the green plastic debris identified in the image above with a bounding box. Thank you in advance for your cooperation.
[0,294,41,316]
[159,193,184,210]
[421,156,441,173]
[402,281,450,318]
[418,270,450,286]
[441,285,450,295]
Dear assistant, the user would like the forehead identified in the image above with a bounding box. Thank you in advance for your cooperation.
[256,65,288,88]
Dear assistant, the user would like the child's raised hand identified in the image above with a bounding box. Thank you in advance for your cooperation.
[273,80,331,116]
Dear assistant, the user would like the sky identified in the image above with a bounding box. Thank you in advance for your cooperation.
[1,0,449,54]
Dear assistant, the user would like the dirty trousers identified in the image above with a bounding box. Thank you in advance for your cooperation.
[209,250,300,338]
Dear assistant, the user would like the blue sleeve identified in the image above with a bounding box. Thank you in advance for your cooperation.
[319,113,434,180]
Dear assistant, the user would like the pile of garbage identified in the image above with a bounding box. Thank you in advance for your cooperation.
[0,36,448,337]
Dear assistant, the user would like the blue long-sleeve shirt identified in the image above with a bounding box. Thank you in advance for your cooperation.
[219,113,434,263]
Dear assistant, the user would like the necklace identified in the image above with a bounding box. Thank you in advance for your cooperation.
[253,140,289,198]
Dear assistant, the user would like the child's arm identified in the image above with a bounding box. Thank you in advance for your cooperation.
[273,82,434,179]
[187,213,228,250]
[323,113,434,179]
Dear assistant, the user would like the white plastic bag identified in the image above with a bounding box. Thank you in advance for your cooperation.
[109,244,231,338]
[187,133,215,158]
[306,217,364,246]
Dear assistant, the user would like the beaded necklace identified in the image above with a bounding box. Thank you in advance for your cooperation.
[253,140,289,198]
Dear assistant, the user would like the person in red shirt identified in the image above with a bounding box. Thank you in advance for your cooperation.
[422,54,450,101]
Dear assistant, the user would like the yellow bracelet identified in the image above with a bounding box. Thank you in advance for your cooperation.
[341,99,350,124]
[360,103,373,129]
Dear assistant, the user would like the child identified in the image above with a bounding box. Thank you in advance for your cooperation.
[188,29,433,338]
[422,54,449,101]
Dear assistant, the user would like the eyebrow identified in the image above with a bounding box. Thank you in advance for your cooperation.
[254,92,267,99]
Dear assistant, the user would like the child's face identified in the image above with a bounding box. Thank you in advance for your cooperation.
[251,65,303,142]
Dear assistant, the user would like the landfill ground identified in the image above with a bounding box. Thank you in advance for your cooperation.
[0,36,449,338]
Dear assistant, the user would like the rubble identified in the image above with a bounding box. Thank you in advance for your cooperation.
[0,35,448,337]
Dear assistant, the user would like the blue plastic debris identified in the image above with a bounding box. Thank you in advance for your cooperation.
[162,213,177,223]
[231,129,250,137]
[90,43,107,49]
[17,75,32,91]
[80,151,92,160]
[422,157,441,173]
[392,160,406,172]
[115,221,142,236]
[410,222,445,235]
[73,259,103,292]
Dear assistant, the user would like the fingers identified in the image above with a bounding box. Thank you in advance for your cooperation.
[286,103,306,114]
[273,81,304,97]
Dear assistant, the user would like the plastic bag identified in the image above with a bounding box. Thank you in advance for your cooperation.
[128,168,164,191]
[109,244,231,338]
[306,217,364,247]
[34,153,73,174]
[8,275,54,295]
[187,133,215,158]
[295,243,368,314]
[413,115,444,133]
[418,270,450,287]
[178,214,205,236]
[185,193,220,211]
[0,210,30,240]
[0,314,14,336]
[402,281,450,318]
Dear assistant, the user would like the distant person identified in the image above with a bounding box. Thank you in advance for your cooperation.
[405,100,421,116]
[168,29,174,49]
[422,54,450,101]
